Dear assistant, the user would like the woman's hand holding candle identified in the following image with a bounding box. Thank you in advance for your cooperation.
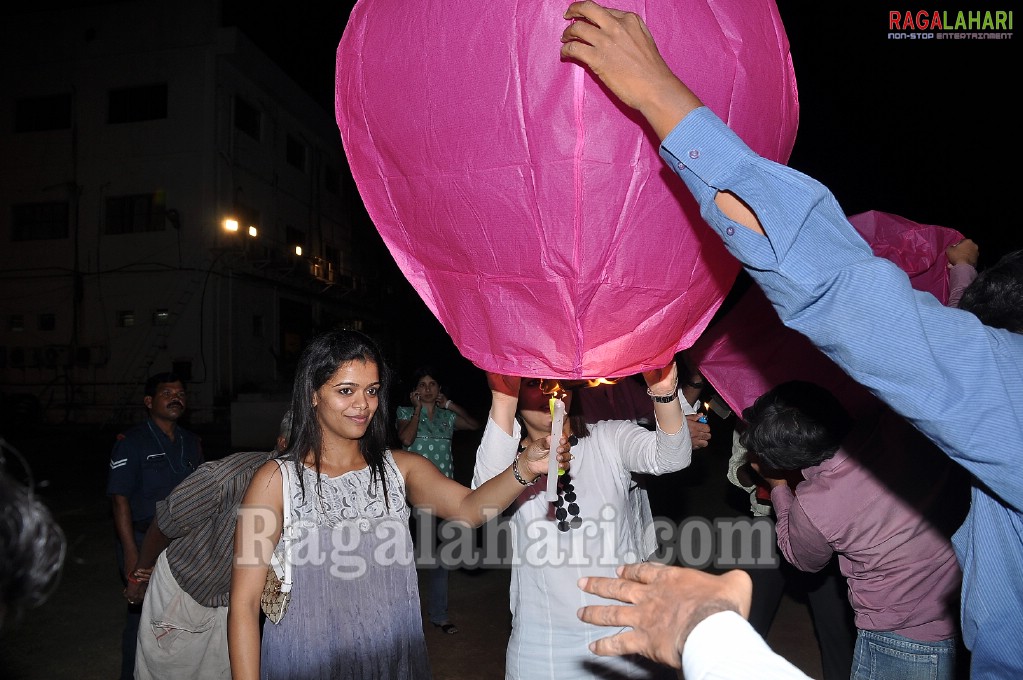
[546,395,567,500]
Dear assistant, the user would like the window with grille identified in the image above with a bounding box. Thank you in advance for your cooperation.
[105,194,166,234]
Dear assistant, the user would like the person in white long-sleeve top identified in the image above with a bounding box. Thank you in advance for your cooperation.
[473,363,692,679]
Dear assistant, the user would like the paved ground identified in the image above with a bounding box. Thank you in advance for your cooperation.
[0,417,824,679]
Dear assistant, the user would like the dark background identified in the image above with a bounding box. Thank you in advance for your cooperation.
[230,0,1017,255]
[1,8,1010,675]
[228,0,1018,410]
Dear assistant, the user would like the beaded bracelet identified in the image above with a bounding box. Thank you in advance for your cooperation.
[512,449,537,486]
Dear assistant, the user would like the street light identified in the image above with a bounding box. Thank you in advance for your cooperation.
[223,218,239,232]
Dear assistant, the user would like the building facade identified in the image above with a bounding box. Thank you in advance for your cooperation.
[0,0,395,431]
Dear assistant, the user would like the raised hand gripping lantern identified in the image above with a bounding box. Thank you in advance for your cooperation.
[336,0,799,378]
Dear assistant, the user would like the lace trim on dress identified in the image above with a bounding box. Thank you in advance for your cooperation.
[287,451,409,528]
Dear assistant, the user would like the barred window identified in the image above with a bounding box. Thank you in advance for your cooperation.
[105,194,167,235]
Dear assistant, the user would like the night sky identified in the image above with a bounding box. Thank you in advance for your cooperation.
[230,1,1017,263]
[226,1,1018,397]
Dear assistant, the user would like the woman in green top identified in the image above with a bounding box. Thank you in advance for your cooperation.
[396,366,481,634]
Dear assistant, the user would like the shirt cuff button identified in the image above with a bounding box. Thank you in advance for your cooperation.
[688,149,700,159]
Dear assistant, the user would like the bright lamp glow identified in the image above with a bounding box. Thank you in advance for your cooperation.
[223,218,239,232]
[247,226,258,238]
[295,245,303,256]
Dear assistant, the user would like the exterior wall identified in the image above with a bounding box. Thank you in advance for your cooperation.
[0,0,384,430]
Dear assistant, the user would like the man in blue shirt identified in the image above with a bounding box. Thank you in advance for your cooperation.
[107,372,203,680]
[560,3,1022,678]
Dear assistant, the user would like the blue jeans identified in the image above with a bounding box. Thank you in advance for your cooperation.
[412,511,451,625]
[425,563,450,624]
[852,630,956,680]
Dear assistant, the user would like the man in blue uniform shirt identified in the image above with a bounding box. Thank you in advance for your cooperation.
[106,372,203,680]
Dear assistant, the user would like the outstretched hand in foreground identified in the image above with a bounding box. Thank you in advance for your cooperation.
[577,562,752,669]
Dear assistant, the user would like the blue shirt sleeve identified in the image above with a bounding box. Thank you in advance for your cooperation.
[658,107,1023,512]
[106,431,140,498]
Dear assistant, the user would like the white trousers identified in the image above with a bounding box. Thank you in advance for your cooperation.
[134,551,230,680]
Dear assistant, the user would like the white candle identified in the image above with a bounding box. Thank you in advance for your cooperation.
[546,395,565,501]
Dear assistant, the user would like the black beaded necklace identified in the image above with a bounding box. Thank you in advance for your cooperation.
[554,471,581,532]
[520,433,581,531]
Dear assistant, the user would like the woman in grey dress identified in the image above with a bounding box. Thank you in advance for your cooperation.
[228,329,562,680]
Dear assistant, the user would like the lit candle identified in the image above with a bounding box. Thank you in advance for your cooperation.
[546,395,566,501]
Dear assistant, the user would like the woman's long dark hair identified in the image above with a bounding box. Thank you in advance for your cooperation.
[281,329,393,504]
[409,365,442,394]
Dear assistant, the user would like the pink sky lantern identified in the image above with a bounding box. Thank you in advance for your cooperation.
[848,210,964,306]
[336,0,799,378]
[688,210,964,419]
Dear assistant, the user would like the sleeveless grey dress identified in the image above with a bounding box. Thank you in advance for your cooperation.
[261,452,431,679]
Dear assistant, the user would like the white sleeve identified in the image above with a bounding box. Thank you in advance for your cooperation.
[682,611,812,680]
[471,416,520,489]
[600,419,691,476]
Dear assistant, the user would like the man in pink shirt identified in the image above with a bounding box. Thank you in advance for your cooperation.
[745,381,966,680]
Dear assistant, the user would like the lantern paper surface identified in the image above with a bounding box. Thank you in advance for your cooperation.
[847,210,964,305]
[688,211,964,419]
[336,0,799,378]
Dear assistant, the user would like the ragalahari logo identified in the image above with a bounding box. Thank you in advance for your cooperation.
[888,9,1013,40]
